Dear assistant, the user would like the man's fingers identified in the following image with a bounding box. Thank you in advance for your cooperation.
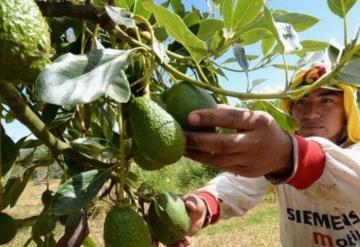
[186,150,254,168]
[181,194,207,236]
[183,236,192,246]
[188,108,270,130]
[186,132,244,154]
[186,131,260,154]
[185,150,222,168]
[184,199,197,212]
[171,237,192,247]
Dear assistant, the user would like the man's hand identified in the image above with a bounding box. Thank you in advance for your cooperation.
[185,105,293,178]
[152,194,208,247]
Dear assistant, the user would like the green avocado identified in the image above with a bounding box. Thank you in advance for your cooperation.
[0,0,51,84]
[164,82,217,132]
[0,212,17,244]
[129,97,185,169]
[103,206,152,247]
[41,190,54,206]
[148,192,190,246]
[132,143,162,170]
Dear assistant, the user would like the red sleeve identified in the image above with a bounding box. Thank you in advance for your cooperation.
[287,135,325,190]
[197,192,220,224]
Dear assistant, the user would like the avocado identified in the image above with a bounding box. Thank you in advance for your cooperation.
[41,190,54,206]
[148,192,190,246]
[132,143,162,170]
[164,82,217,132]
[0,212,17,244]
[129,97,185,169]
[0,0,51,84]
[103,206,152,247]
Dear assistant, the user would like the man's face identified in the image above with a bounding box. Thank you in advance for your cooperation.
[291,88,346,142]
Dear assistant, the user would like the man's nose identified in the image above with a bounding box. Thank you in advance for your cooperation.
[303,104,321,119]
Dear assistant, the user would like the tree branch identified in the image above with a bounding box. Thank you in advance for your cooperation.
[35,1,109,25]
[0,82,112,169]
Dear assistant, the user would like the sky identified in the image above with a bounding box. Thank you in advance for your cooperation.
[2,0,360,141]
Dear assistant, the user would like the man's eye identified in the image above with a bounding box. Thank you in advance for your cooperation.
[322,98,334,104]
[297,100,308,105]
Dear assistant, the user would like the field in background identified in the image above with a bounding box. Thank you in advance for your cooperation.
[3,158,280,247]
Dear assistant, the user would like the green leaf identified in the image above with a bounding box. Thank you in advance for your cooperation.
[300,40,330,52]
[83,236,97,247]
[335,57,360,85]
[52,169,111,216]
[69,138,119,164]
[41,104,60,125]
[272,64,297,70]
[143,2,207,63]
[251,78,267,90]
[153,40,170,64]
[2,167,35,208]
[105,5,136,28]
[47,111,75,129]
[263,6,282,46]
[257,8,304,53]
[232,0,263,31]
[170,0,185,17]
[274,22,302,53]
[133,0,152,19]
[261,37,275,55]
[296,51,326,69]
[222,55,258,64]
[220,0,233,31]
[192,19,224,41]
[251,101,299,132]
[1,127,17,176]
[95,104,116,141]
[154,26,168,42]
[115,0,134,9]
[273,11,319,32]
[327,43,343,65]
[233,45,249,71]
[64,157,86,176]
[233,44,249,89]
[327,0,357,18]
[220,0,262,32]
[183,9,202,27]
[36,49,132,105]
[15,149,35,169]
[239,28,272,45]
[32,212,57,238]
[208,30,226,56]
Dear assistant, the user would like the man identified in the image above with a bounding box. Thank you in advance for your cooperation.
[173,65,360,247]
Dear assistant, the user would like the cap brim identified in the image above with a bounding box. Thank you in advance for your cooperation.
[320,85,343,92]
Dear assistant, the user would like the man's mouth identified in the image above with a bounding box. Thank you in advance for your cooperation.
[301,125,324,129]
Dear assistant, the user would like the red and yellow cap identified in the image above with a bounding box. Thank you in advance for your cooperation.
[281,64,360,143]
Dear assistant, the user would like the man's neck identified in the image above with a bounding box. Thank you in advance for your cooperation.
[336,129,348,146]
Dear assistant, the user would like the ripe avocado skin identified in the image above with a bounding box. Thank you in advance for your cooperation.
[165,82,217,132]
[148,192,190,246]
[0,0,51,83]
[0,212,17,244]
[129,97,185,168]
[103,207,152,247]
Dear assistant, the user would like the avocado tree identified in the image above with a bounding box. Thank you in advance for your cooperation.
[0,0,359,246]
